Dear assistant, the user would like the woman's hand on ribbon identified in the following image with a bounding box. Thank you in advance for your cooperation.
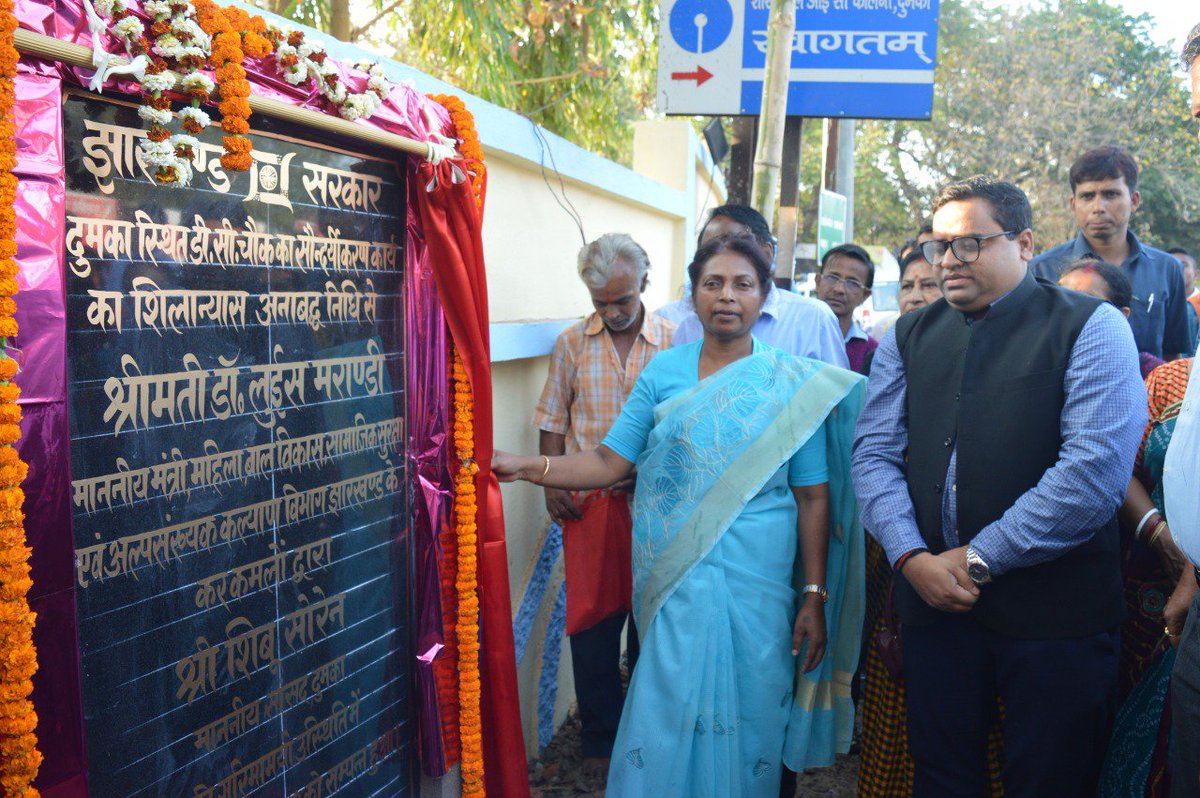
[491,447,634,491]
[492,450,534,483]
[793,596,827,673]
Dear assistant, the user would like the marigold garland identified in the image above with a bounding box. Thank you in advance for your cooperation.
[429,94,486,208]
[451,346,484,797]
[0,1,41,794]
[434,91,488,796]
[193,0,254,171]
[94,0,392,183]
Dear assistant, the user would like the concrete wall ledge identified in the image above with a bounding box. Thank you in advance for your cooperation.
[490,319,579,362]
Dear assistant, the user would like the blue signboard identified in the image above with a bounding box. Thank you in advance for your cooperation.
[740,0,939,118]
[657,0,940,119]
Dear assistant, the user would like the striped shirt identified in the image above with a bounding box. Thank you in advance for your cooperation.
[533,310,675,454]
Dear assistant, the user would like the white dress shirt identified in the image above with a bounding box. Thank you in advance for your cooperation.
[1164,360,1200,566]
[654,297,696,326]
[668,285,850,367]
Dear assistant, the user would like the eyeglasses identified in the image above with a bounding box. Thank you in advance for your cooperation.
[818,273,867,292]
[920,231,1017,265]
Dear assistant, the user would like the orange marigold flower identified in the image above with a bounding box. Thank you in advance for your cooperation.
[218,98,251,119]
[0,486,24,510]
[221,116,250,135]
[0,359,16,381]
[222,135,253,154]
[242,32,271,59]
[215,62,245,82]
[219,152,252,172]
[224,7,250,29]
[0,462,27,488]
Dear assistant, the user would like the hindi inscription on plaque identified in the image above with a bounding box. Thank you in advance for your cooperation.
[63,92,414,797]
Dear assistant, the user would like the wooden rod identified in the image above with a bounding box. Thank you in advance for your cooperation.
[13,27,436,159]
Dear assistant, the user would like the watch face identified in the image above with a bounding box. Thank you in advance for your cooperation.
[968,559,990,583]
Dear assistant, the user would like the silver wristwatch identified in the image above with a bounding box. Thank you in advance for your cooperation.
[965,546,992,586]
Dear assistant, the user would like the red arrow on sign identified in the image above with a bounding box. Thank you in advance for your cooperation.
[671,66,713,86]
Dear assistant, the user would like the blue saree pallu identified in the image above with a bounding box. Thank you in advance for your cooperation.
[605,346,864,797]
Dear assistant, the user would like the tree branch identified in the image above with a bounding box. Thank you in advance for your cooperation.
[510,68,585,86]
[351,0,404,41]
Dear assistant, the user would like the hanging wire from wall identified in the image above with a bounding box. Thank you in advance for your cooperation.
[518,70,623,248]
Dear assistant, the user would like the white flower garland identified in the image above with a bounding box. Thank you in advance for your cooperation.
[178,106,211,128]
[137,104,173,125]
[90,0,409,185]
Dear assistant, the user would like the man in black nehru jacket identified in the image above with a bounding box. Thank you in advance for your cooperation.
[853,176,1147,796]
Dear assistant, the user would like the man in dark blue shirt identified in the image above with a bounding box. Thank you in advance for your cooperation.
[1030,145,1192,359]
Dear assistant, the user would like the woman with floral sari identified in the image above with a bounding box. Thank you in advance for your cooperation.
[494,235,864,795]
[1099,356,1196,797]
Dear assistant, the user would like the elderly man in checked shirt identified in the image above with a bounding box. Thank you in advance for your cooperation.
[532,233,673,784]
[852,177,1146,796]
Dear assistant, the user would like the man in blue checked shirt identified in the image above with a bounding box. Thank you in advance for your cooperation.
[852,177,1147,796]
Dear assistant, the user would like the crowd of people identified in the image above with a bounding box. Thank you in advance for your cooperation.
[492,22,1200,798]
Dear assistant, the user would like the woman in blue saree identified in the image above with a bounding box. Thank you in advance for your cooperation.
[494,235,865,795]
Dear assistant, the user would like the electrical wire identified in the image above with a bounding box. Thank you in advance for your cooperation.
[517,70,624,247]
[527,119,588,246]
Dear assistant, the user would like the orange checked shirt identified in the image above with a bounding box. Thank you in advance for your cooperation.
[533,309,675,454]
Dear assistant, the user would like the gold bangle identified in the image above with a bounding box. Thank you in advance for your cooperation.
[1148,520,1168,548]
[540,455,551,482]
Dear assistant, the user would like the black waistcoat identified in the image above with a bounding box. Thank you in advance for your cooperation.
[893,274,1124,639]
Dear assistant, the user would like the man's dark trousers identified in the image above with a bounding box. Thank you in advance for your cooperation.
[903,611,1119,797]
[569,611,639,758]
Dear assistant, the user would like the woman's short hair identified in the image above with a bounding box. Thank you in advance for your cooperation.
[688,234,774,300]
[1060,256,1133,309]
[577,233,651,290]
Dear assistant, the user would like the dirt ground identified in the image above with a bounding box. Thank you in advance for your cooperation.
[528,712,860,797]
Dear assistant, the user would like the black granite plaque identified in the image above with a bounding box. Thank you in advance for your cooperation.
[63,91,414,797]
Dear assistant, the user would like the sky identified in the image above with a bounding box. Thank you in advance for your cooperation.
[994,1,1197,52]
[1116,0,1196,49]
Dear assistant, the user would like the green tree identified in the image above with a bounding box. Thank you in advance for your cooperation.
[847,0,1200,256]
[254,0,660,163]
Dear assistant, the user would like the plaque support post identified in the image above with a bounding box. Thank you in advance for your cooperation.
[13,28,445,160]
